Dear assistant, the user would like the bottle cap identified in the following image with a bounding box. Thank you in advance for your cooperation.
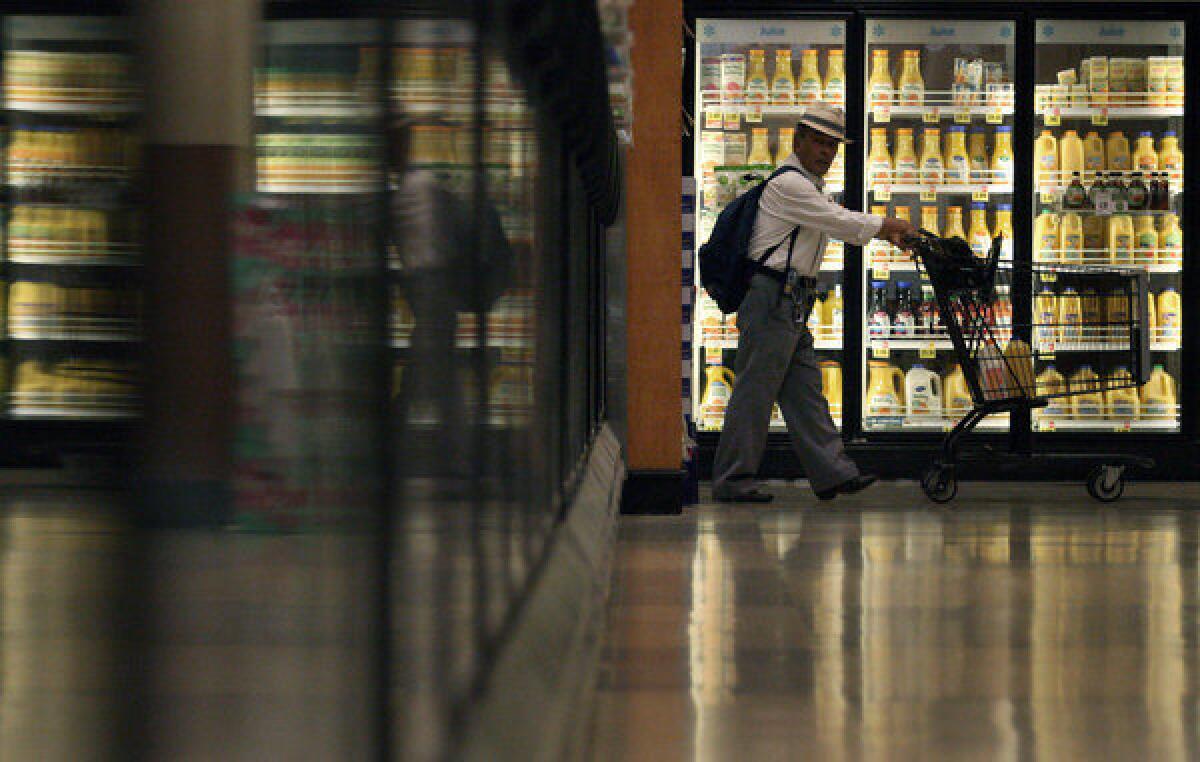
[996,126,1012,132]
[1139,130,1153,137]
[897,281,911,288]
[872,280,886,288]
[948,125,966,132]
[971,202,986,210]
[1164,130,1177,137]
[998,203,1012,211]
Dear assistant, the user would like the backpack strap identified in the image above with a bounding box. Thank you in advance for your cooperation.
[756,166,805,305]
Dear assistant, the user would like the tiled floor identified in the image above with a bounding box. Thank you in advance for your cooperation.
[591,481,1200,762]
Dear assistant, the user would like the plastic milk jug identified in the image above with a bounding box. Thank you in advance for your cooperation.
[771,49,796,104]
[1035,129,1059,187]
[1060,212,1083,264]
[701,366,736,424]
[868,49,893,108]
[1106,130,1131,172]
[1158,131,1182,183]
[1132,131,1158,172]
[898,49,924,105]
[1083,131,1106,182]
[906,364,942,418]
[1070,366,1103,420]
[1158,213,1182,264]
[1140,364,1176,419]
[1106,367,1140,420]
[1060,130,1085,177]
[1036,366,1068,417]
[944,126,970,184]
[1135,214,1158,262]
[1107,214,1134,265]
[1157,287,1181,341]
[1034,212,1059,262]
[866,360,905,417]
[1058,287,1082,342]
[824,49,846,106]
[944,364,972,418]
[868,128,892,184]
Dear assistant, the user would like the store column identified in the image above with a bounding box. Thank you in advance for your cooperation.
[137,0,258,524]
[621,0,683,514]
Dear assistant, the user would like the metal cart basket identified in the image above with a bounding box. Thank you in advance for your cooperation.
[908,230,1155,502]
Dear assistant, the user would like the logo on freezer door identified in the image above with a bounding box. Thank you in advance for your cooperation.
[929,26,956,38]
[1170,26,1182,39]
[1000,26,1013,39]
[1042,25,1055,38]
[760,26,786,37]
[1099,26,1126,38]
[873,23,887,39]
[703,24,716,38]
[831,26,843,37]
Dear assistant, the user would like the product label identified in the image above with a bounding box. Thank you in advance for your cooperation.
[895,158,919,183]
[946,156,969,183]
[869,311,891,337]
[893,311,914,336]
[921,158,944,184]
[900,84,923,105]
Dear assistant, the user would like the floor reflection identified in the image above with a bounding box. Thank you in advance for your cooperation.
[592,482,1200,762]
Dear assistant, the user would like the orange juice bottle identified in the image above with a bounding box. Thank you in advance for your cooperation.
[868,49,893,107]
[893,128,919,183]
[1158,130,1183,185]
[796,49,823,105]
[824,49,846,106]
[770,48,796,104]
[897,49,924,105]
[1132,131,1158,172]
[1033,211,1059,263]
[943,205,966,240]
[1106,130,1131,173]
[1157,287,1181,342]
[1158,213,1182,265]
[868,127,892,185]
[1035,129,1059,188]
[967,203,991,259]
[1134,213,1158,264]
[1060,211,1083,264]
[1083,130,1106,183]
[1107,213,1134,265]
[943,126,970,184]
[919,127,944,185]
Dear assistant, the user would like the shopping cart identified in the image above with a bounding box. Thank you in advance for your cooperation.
[907,230,1155,503]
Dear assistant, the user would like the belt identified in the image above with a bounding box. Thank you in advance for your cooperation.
[751,261,816,288]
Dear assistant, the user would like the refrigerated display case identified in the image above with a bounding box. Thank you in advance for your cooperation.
[3,15,140,422]
[692,18,848,432]
[687,6,1197,480]
[862,18,1016,434]
[1029,19,1184,434]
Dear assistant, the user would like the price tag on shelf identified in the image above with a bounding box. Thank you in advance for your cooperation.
[1045,109,1061,127]
[746,107,763,124]
[704,347,723,364]
[874,260,890,277]
[943,422,956,432]
[875,188,892,201]
[919,342,937,359]
[873,105,891,123]
[1039,190,1056,204]
[1042,271,1057,283]
[1113,421,1132,433]
[705,110,723,130]
[954,110,971,124]
[922,108,940,123]
[1091,109,1109,126]
[986,109,1004,124]
[920,189,937,202]
[972,188,989,202]
[872,342,890,358]
[723,112,741,130]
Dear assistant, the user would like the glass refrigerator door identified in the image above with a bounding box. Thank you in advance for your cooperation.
[1031,20,1184,434]
[4,16,141,420]
[693,19,847,433]
[862,19,1016,433]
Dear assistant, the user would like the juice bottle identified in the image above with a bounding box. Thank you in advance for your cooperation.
[943,205,966,241]
[893,281,915,336]
[1106,367,1140,421]
[1107,213,1134,265]
[827,284,844,335]
[943,125,970,184]
[820,360,843,415]
[824,49,846,106]
[1106,130,1131,173]
[897,49,924,105]
[1148,290,1157,339]
[1060,211,1083,264]
[994,204,1014,261]
[1083,130,1106,183]
[1158,213,1182,265]
[1033,211,1059,262]
[1035,286,1057,344]
[944,364,972,419]
[1134,213,1158,264]
[868,48,893,108]
[905,363,942,417]
[991,126,1014,185]
[967,129,990,183]
[771,48,796,104]
[919,127,944,185]
[1157,287,1181,342]
[1058,287,1082,343]
[967,202,991,259]
[1140,364,1177,420]
[744,50,769,106]
[796,48,822,105]
[747,128,772,165]
[866,360,905,417]
[829,143,845,183]
[920,205,940,237]
[868,127,892,185]
[919,284,940,334]
[1063,171,1089,209]
[1081,288,1102,341]
[994,284,1013,340]
[893,128,919,183]
[1035,129,1059,188]
[1069,365,1103,421]
[1059,129,1084,177]
[1132,131,1158,172]
[868,280,891,337]
[1158,130,1183,185]
[1126,172,1149,210]
[773,127,794,166]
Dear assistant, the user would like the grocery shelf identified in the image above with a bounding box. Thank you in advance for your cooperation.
[1036,340,1180,353]
[704,337,843,351]
[866,415,1009,432]
[4,99,139,115]
[8,324,140,342]
[869,337,954,351]
[1035,106,1183,120]
[8,406,139,421]
[1033,417,1179,432]
[257,182,379,195]
[391,336,533,350]
[872,104,1014,120]
[869,183,1013,196]
[8,246,139,266]
[7,167,133,186]
[254,99,381,119]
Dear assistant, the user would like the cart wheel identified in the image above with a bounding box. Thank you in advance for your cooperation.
[1087,465,1125,503]
[922,465,957,503]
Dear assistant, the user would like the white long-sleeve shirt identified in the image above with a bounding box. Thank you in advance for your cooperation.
[748,155,883,277]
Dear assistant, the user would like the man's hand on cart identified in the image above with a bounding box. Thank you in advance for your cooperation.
[880,217,917,249]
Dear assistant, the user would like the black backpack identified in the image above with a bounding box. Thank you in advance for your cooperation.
[698,166,802,314]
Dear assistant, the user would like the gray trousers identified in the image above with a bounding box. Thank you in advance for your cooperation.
[712,274,858,495]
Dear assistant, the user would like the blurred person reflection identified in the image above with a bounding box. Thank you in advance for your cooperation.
[388,118,512,479]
